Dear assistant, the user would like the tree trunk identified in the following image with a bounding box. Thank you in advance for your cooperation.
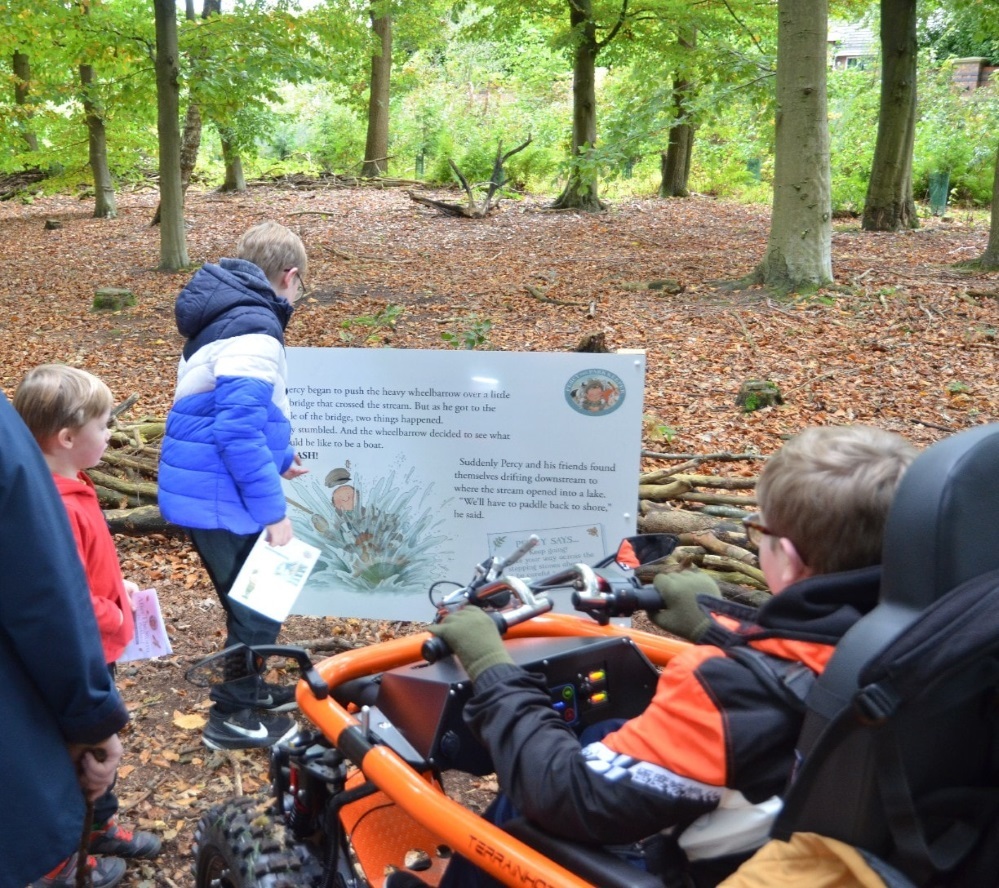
[862,0,918,232]
[79,63,118,219]
[152,102,203,225]
[153,0,189,270]
[152,0,203,226]
[361,11,392,178]
[220,134,246,192]
[12,51,39,152]
[660,114,693,198]
[978,141,999,269]
[659,30,696,198]
[753,0,832,291]
[551,0,604,211]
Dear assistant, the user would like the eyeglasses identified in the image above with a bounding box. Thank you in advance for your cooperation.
[742,513,776,548]
[285,269,308,298]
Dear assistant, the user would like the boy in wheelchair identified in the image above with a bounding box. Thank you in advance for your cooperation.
[430,425,916,887]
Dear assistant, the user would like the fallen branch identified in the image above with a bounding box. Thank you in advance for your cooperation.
[908,418,956,434]
[674,491,758,508]
[702,554,766,585]
[638,507,742,535]
[407,136,532,218]
[88,469,158,500]
[105,505,183,536]
[641,450,767,462]
[677,531,756,565]
[638,480,694,502]
[524,284,587,307]
[639,470,756,490]
[287,636,364,654]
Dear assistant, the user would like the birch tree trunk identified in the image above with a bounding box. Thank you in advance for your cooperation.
[753,0,832,290]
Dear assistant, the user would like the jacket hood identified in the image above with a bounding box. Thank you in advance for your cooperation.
[176,259,293,354]
[699,565,882,648]
[52,471,96,500]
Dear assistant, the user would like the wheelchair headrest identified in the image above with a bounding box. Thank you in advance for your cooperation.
[880,423,999,609]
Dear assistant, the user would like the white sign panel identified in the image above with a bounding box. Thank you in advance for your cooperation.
[284,348,645,620]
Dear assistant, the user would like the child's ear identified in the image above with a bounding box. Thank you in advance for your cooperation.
[777,537,814,588]
[55,427,75,450]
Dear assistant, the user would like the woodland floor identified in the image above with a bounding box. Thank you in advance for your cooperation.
[1,180,997,887]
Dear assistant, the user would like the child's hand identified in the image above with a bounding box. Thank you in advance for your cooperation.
[282,453,310,481]
[123,579,140,611]
[266,517,294,546]
[69,735,123,801]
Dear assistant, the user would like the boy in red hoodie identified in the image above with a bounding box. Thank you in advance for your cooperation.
[15,364,161,885]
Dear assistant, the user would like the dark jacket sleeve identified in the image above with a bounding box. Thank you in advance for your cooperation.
[463,663,720,845]
[0,396,129,744]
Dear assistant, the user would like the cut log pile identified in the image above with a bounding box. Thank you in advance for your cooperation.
[95,409,772,601]
[635,457,769,604]
[96,411,171,536]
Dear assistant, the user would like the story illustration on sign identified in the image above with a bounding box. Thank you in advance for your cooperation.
[286,453,450,598]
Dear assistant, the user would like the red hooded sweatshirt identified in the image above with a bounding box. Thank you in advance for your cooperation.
[52,472,134,662]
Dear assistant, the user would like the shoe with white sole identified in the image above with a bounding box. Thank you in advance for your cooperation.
[202,706,298,751]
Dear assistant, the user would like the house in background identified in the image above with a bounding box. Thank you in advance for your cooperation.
[828,22,877,70]
[828,22,996,91]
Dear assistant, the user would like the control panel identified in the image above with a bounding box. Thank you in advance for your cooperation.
[375,635,660,774]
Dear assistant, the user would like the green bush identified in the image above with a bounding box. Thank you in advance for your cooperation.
[913,63,999,206]
[828,68,879,214]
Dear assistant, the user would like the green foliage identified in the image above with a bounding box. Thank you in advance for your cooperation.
[1,0,995,219]
[912,61,999,205]
[276,83,365,173]
[920,4,999,64]
[643,414,677,444]
[827,68,880,214]
[389,18,570,189]
[339,304,403,346]
[440,314,493,350]
[688,87,775,200]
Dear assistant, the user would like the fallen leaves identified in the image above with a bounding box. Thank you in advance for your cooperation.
[1,183,997,886]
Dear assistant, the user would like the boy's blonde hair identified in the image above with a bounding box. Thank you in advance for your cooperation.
[236,221,307,285]
[13,364,114,444]
[758,425,917,575]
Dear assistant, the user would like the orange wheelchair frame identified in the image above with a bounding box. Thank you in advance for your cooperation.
[297,614,688,888]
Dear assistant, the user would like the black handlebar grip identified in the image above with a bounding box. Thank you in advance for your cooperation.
[421,633,451,664]
[633,585,666,613]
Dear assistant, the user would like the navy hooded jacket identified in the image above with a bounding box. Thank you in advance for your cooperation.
[0,394,128,887]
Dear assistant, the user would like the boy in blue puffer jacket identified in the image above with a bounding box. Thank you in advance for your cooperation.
[158,221,310,751]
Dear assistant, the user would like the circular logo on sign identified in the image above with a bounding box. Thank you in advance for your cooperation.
[565,369,625,417]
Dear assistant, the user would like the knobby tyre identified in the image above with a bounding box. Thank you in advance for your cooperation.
[193,795,325,888]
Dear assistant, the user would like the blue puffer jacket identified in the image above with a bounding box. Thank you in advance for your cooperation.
[158,259,296,534]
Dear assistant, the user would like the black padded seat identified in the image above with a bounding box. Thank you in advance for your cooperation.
[773,423,999,877]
